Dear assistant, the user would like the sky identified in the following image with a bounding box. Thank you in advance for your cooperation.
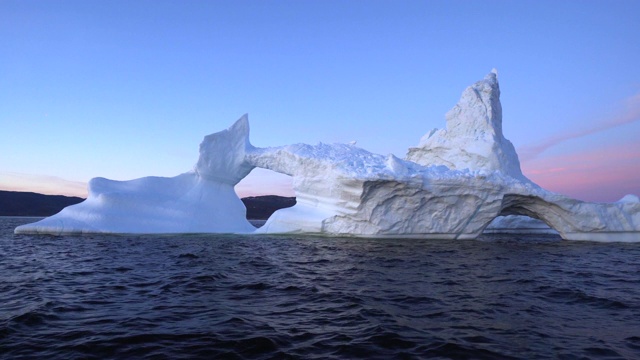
[1,0,639,203]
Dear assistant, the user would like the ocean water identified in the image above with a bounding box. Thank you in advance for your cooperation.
[1,217,640,359]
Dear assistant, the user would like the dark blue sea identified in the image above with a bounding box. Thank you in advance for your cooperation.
[2,217,640,359]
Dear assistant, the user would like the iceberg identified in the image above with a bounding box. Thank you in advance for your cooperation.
[15,71,640,241]
[15,119,256,234]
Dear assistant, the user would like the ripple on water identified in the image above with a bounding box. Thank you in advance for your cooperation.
[1,217,640,359]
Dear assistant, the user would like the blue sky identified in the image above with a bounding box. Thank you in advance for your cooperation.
[1,0,639,202]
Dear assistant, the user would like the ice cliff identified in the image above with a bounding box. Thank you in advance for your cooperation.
[15,71,640,241]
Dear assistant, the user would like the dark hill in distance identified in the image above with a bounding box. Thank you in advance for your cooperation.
[0,190,85,217]
[242,195,296,220]
[0,190,296,219]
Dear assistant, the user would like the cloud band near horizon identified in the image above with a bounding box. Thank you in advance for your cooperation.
[519,92,640,162]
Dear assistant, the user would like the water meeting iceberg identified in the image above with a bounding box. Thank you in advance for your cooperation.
[15,71,640,241]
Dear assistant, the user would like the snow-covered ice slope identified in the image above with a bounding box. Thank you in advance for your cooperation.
[15,118,256,235]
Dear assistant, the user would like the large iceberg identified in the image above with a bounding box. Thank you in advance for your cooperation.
[15,71,640,241]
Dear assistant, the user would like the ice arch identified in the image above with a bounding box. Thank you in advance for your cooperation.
[493,194,565,234]
[483,215,558,236]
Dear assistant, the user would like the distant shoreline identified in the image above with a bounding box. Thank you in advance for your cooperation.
[0,190,295,220]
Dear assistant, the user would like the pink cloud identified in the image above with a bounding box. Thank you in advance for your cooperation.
[0,172,88,198]
[519,92,640,162]
[234,168,295,198]
[522,143,640,202]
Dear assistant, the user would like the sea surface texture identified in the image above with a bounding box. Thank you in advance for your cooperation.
[2,217,640,359]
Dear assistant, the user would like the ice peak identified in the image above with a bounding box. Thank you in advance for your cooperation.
[194,114,255,184]
[232,113,250,133]
[617,194,640,203]
[406,71,524,180]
